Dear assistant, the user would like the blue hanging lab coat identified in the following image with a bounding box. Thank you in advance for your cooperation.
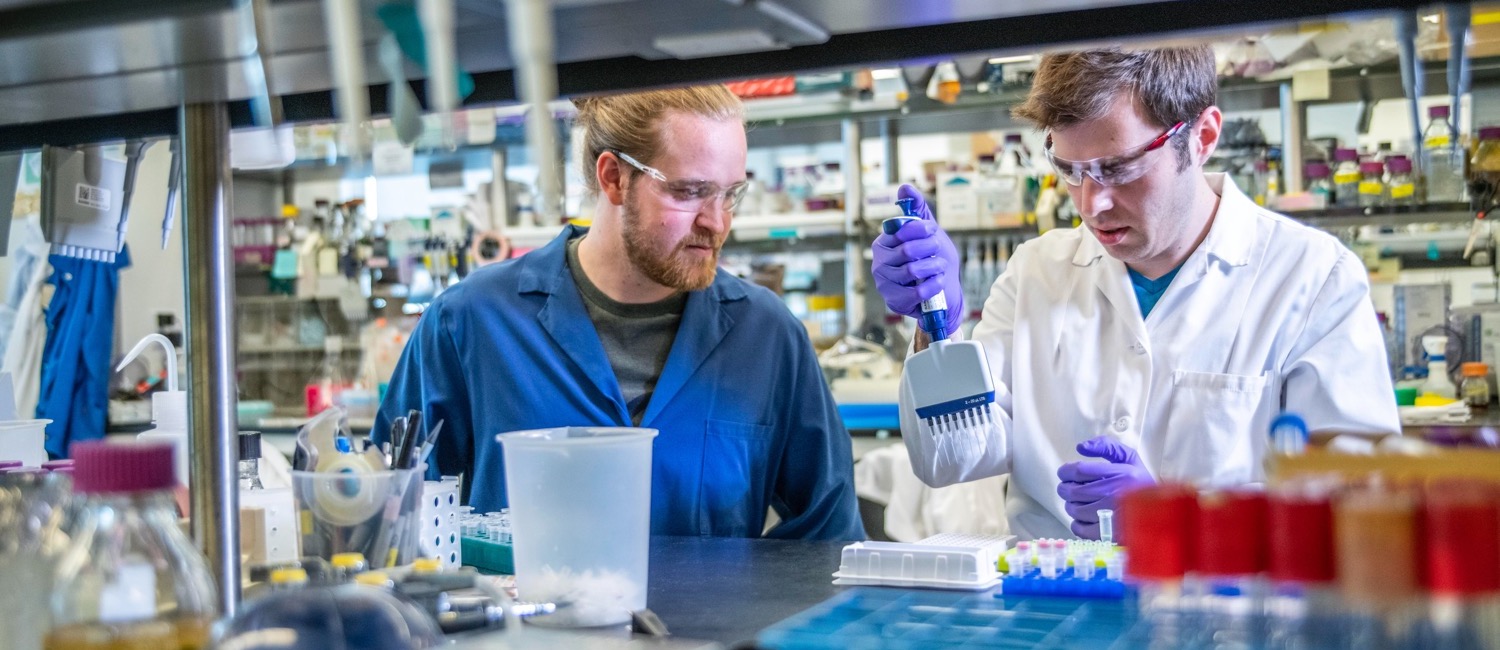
[376,226,864,540]
[38,247,130,458]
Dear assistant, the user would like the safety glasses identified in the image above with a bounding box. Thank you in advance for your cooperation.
[610,150,750,214]
[1045,121,1187,187]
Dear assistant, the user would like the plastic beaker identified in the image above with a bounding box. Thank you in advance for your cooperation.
[0,419,51,467]
[497,426,657,628]
[291,467,423,568]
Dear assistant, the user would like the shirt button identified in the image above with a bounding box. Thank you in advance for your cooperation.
[1130,342,1146,355]
[1113,417,1131,432]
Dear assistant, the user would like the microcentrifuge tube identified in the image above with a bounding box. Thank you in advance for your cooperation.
[1040,541,1058,579]
[1077,551,1095,580]
[1106,552,1125,581]
[1099,509,1115,545]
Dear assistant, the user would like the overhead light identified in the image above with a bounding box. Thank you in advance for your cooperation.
[987,55,1033,65]
[871,68,901,80]
[653,29,788,59]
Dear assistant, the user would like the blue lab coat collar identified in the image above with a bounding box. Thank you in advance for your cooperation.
[519,225,749,426]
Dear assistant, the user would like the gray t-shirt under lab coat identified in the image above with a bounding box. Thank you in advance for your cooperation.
[566,236,685,426]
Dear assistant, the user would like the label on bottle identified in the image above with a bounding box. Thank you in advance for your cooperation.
[1359,181,1385,196]
[1334,171,1361,185]
[98,562,158,623]
[1391,183,1416,199]
[1426,135,1452,148]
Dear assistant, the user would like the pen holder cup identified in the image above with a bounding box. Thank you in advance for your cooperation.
[292,467,424,568]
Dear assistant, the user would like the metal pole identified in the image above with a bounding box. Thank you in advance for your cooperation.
[1279,83,1304,199]
[881,118,899,185]
[842,118,864,336]
[507,0,561,225]
[181,102,241,617]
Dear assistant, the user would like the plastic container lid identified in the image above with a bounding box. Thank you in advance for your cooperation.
[239,431,262,461]
[1196,490,1269,576]
[411,557,442,573]
[353,571,390,588]
[1387,156,1413,174]
[1004,133,1024,143]
[70,440,176,494]
[331,553,367,570]
[40,459,73,470]
[1270,413,1308,442]
[0,460,22,470]
[1430,105,1451,119]
[1360,161,1386,175]
[1269,486,1335,584]
[1423,481,1500,595]
[1303,161,1331,178]
[1333,148,1359,162]
[271,567,310,585]
[1480,126,1500,141]
[1463,362,1489,377]
[1121,484,1198,580]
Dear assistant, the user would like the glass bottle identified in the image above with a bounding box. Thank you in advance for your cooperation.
[1460,362,1491,408]
[1424,105,1467,203]
[1385,156,1417,208]
[1332,148,1361,207]
[1471,127,1500,191]
[1304,161,1333,207]
[1358,161,1387,208]
[46,441,217,650]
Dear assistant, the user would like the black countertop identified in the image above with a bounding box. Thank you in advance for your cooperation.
[647,536,850,648]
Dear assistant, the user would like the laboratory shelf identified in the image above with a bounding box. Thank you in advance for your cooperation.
[1287,203,1474,229]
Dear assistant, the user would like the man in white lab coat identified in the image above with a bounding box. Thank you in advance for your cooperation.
[871,46,1400,541]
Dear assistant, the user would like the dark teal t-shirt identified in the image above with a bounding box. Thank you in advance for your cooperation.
[1127,264,1183,319]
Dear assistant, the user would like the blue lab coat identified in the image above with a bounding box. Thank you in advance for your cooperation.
[39,247,129,458]
[376,226,864,540]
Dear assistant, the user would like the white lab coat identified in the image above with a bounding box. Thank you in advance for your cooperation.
[899,174,1400,540]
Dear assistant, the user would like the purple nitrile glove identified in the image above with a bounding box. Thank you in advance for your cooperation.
[1056,436,1155,539]
[871,184,964,337]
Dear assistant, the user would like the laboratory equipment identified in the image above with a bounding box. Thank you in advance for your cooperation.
[0,419,51,468]
[886,199,998,444]
[832,533,1010,590]
[1358,161,1387,208]
[218,582,443,650]
[419,475,463,568]
[758,588,1139,650]
[1189,490,1269,648]
[1270,412,1309,456]
[328,553,366,583]
[1394,284,1451,375]
[0,471,71,650]
[1460,362,1491,408]
[1385,156,1417,207]
[1424,105,1466,203]
[1267,476,1341,650]
[291,465,423,567]
[116,333,188,485]
[1405,481,1500,648]
[1122,484,1198,647]
[1304,161,1332,205]
[47,441,217,650]
[1098,508,1114,544]
[1334,485,1421,648]
[998,538,1127,599]
[1332,148,1360,207]
[239,430,264,490]
[497,426,657,627]
[1422,335,1459,399]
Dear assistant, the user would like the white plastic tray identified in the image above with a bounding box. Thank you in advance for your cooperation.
[832,534,1015,591]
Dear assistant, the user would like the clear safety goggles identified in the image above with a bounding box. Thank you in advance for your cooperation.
[1044,121,1187,187]
[611,150,750,214]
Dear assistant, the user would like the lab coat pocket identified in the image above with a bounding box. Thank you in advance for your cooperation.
[1161,370,1268,486]
[699,419,774,537]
